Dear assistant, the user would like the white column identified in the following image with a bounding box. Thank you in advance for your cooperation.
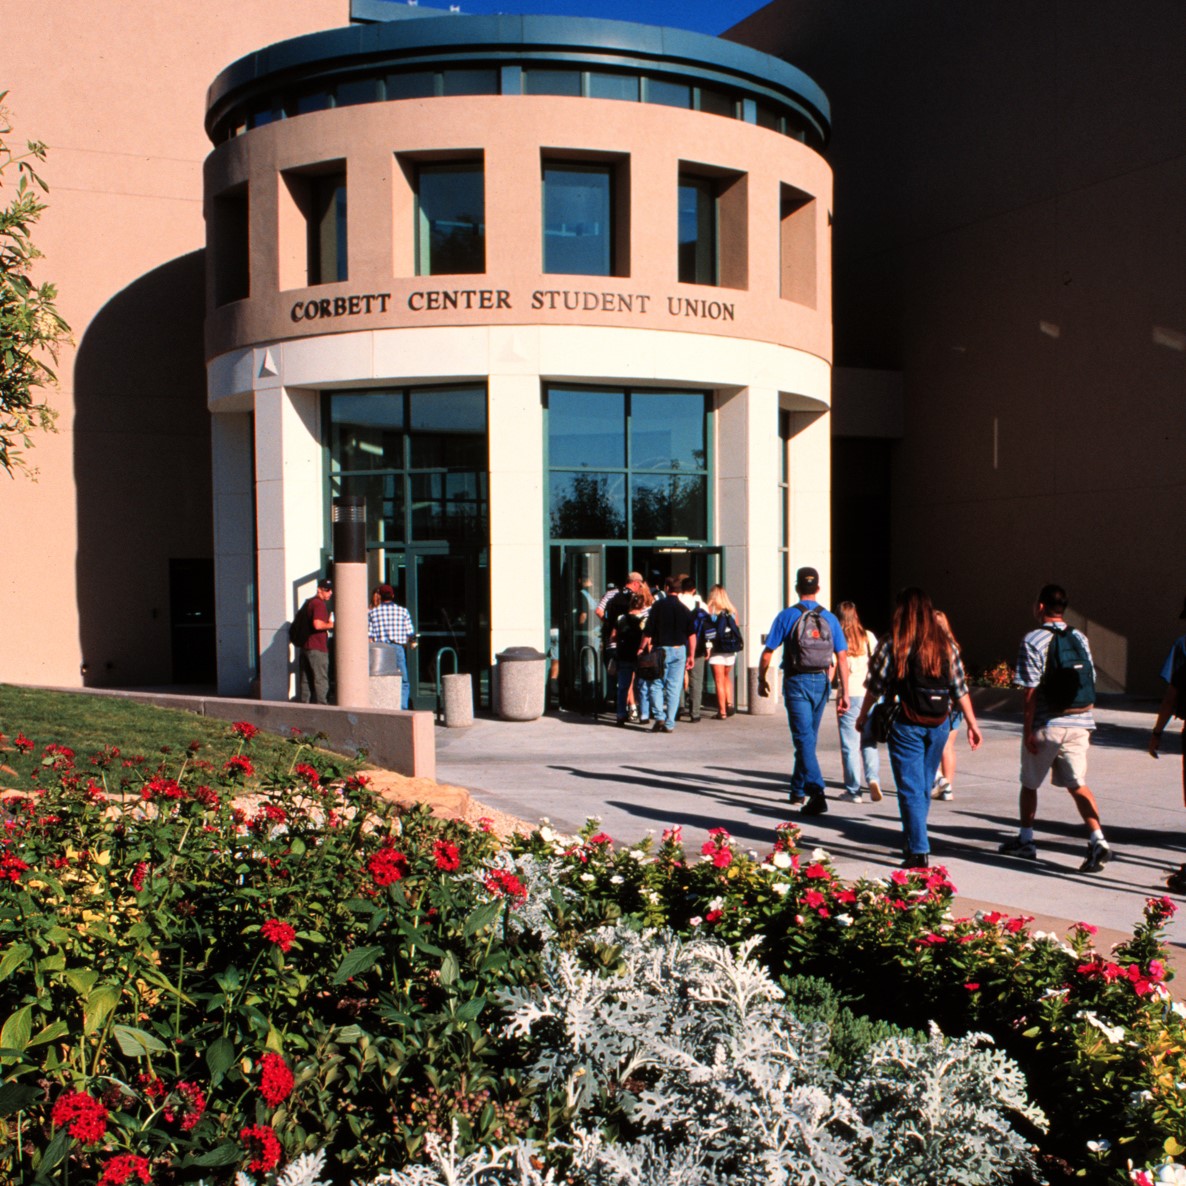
[717,385,782,648]
[786,408,833,595]
[254,384,326,701]
[487,371,546,662]
[211,412,256,696]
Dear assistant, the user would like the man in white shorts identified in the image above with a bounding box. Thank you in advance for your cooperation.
[999,584,1112,873]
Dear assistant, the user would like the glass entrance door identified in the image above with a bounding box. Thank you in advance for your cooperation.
[557,545,604,712]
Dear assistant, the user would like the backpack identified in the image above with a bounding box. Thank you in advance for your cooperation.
[714,612,744,655]
[785,607,834,672]
[898,651,953,726]
[288,600,314,648]
[1039,625,1095,715]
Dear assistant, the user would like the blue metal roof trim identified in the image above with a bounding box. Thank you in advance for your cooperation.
[206,13,829,138]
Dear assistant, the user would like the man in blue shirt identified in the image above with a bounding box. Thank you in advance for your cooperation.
[758,567,850,814]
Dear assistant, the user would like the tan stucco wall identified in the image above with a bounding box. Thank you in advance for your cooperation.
[2,1,345,689]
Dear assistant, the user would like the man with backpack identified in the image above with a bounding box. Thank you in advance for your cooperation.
[757,567,849,815]
[999,584,1111,873]
[291,579,334,704]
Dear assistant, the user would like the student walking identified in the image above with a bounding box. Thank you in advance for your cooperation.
[835,601,882,803]
[855,587,982,867]
[998,584,1111,873]
[702,585,744,719]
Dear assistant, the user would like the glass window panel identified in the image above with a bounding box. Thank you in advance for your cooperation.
[630,392,706,472]
[332,471,403,546]
[588,72,639,101]
[646,78,692,109]
[542,164,612,276]
[631,474,707,541]
[308,173,347,285]
[330,393,405,471]
[678,177,717,286]
[524,69,582,96]
[387,71,435,99]
[441,69,499,96]
[550,472,626,540]
[416,163,485,275]
[756,103,782,131]
[409,472,487,543]
[292,90,332,116]
[337,77,381,107]
[698,86,736,118]
[548,388,625,469]
[409,387,487,434]
[249,104,280,129]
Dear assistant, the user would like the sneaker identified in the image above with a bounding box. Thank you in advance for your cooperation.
[1080,839,1111,874]
[627,707,640,723]
[901,852,930,869]
[998,835,1038,860]
[801,793,829,816]
[652,721,672,734]
[931,777,952,801]
[868,779,883,803]
[840,789,864,803]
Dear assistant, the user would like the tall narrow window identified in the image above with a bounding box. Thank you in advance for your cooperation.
[211,186,249,306]
[780,183,816,307]
[678,176,717,285]
[416,162,485,275]
[308,172,348,286]
[542,162,613,276]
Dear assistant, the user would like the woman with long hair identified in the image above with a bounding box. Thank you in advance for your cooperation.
[701,585,742,718]
[835,601,882,802]
[855,587,982,866]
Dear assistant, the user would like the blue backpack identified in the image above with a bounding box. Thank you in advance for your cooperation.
[1039,625,1095,715]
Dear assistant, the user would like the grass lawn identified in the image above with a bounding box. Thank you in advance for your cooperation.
[0,683,359,788]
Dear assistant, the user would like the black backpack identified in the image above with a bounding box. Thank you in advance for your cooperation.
[288,600,314,648]
[1039,625,1095,715]
[714,613,744,655]
[785,607,833,672]
[898,651,953,726]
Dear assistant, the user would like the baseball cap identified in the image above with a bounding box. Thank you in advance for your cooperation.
[317,578,333,591]
[795,567,820,594]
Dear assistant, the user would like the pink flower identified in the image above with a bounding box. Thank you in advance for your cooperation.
[261,918,296,952]
[804,889,828,909]
[964,982,980,991]
[704,909,723,923]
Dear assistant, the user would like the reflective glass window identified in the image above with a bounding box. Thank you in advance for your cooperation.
[756,103,782,131]
[588,72,639,101]
[291,90,332,116]
[387,71,435,99]
[337,77,381,107]
[542,163,613,276]
[441,69,499,96]
[630,392,706,472]
[409,388,487,468]
[678,176,717,286]
[550,472,627,540]
[416,163,485,275]
[646,78,692,109]
[524,69,582,96]
[548,388,625,469]
[330,393,405,470]
[631,474,707,540]
[698,87,736,118]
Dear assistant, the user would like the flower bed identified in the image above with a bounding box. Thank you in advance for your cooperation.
[0,723,1184,1184]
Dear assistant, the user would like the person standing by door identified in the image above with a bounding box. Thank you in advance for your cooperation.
[368,583,416,710]
[295,579,334,704]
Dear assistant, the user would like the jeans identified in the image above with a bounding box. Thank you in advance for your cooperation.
[838,697,880,792]
[783,671,830,798]
[393,644,411,710]
[887,716,952,856]
[652,645,687,729]
[616,661,636,720]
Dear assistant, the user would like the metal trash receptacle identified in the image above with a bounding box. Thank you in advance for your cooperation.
[369,642,403,710]
[495,646,548,721]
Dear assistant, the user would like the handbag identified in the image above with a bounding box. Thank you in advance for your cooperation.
[870,700,899,744]
[636,648,666,682]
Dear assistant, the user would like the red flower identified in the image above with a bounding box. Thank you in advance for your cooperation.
[711,847,733,868]
[803,889,828,909]
[51,1090,108,1143]
[130,862,150,892]
[1004,915,1033,934]
[261,918,296,952]
[0,853,29,884]
[803,863,831,880]
[587,832,613,845]
[258,1053,295,1107]
[344,774,371,791]
[293,762,321,787]
[193,784,220,808]
[13,733,34,753]
[99,1153,152,1185]
[964,982,981,991]
[137,1074,166,1101]
[232,721,259,741]
[704,909,723,923]
[164,1081,206,1131]
[224,756,255,778]
[834,889,857,904]
[433,839,461,872]
[368,845,410,887]
[484,869,527,903]
[240,1123,282,1173]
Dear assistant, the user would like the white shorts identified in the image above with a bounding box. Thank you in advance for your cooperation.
[1020,726,1090,790]
[708,653,738,667]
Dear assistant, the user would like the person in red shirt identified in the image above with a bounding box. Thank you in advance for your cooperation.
[297,579,334,704]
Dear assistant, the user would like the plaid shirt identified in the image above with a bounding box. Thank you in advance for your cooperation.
[865,639,969,700]
[368,602,415,645]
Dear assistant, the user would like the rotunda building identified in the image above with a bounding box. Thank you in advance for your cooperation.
[204,4,833,708]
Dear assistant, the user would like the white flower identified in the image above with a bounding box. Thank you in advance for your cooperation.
[747,850,759,860]
[629,849,647,862]
[772,883,790,896]
[708,897,724,911]
[1130,1090,1153,1104]
[1172,1000,1186,1019]
[836,914,853,927]
[772,851,793,869]
[610,875,624,885]
[690,916,703,927]
[539,825,556,843]
[1081,1011,1125,1044]
[811,847,829,861]
[580,873,595,882]
[1087,1139,1112,1153]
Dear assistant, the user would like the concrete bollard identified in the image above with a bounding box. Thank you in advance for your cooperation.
[369,642,402,710]
[441,672,474,727]
[747,666,780,715]
[495,647,548,721]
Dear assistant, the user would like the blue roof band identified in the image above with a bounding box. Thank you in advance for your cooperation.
[205,13,830,148]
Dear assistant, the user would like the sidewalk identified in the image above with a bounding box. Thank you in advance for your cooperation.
[436,697,1186,955]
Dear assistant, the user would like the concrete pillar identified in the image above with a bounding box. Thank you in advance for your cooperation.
[487,368,547,663]
[786,407,833,595]
[254,383,326,702]
[211,412,256,696]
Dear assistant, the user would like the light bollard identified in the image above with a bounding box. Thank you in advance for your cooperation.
[332,497,369,708]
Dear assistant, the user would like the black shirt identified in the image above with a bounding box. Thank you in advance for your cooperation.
[644,595,695,648]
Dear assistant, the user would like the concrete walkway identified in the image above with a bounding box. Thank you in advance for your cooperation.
[437,697,1186,954]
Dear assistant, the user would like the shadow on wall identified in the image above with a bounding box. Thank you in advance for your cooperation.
[73,251,215,688]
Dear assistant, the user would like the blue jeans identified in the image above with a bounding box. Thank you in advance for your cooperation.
[887,716,951,855]
[393,644,411,710]
[783,671,830,798]
[838,697,880,792]
[651,646,686,729]
[616,661,636,720]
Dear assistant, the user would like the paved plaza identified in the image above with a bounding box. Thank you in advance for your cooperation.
[437,696,1186,954]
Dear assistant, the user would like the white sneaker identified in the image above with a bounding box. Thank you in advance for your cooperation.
[840,790,864,804]
[932,777,953,801]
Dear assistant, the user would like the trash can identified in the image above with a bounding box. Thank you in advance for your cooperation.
[747,666,780,715]
[369,642,403,711]
[495,646,548,721]
[441,672,474,727]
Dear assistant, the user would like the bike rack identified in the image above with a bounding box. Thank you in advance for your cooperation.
[434,646,460,720]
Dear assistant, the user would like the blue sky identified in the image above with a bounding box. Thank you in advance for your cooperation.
[384,0,769,37]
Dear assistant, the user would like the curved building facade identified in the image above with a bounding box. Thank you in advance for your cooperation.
[204,8,833,707]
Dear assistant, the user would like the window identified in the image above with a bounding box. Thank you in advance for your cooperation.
[416,162,485,275]
[779,183,816,306]
[678,176,717,286]
[308,173,348,285]
[523,69,582,96]
[645,77,692,109]
[211,187,249,306]
[542,162,622,277]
